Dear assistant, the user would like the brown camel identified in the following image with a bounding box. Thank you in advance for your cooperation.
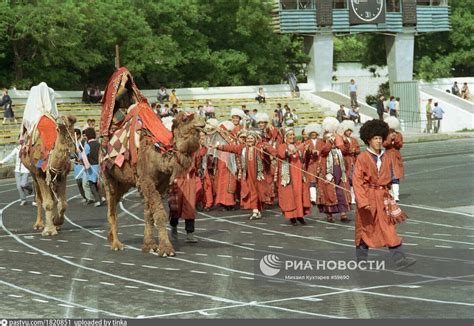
[21,115,77,236]
[101,111,205,257]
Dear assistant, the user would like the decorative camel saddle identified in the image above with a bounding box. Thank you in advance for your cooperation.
[100,67,173,170]
[19,82,61,172]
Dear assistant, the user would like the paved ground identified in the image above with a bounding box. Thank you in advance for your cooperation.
[0,138,473,319]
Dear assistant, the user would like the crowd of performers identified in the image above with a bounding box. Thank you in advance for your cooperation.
[64,104,413,267]
[168,107,415,270]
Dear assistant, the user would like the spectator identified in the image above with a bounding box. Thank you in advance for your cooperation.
[388,96,397,117]
[82,85,91,103]
[1,89,16,124]
[83,118,96,131]
[169,89,179,105]
[73,128,88,203]
[160,104,169,117]
[287,72,298,97]
[376,95,385,121]
[395,97,400,118]
[292,109,299,124]
[197,105,206,118]
[89,86,102,103]
[336,104,349,123]
[461,82,470,100]
[155,104,162,116]
[243,109,253,128]
[248,109,257,127]
[451,81,460,96]
[348,105,361,125]
[349,79,358,107]
[272,110,281,128]
[204,100,215,119]
[255,87,266,104]
[170,104,179,116]
[283,106,297,127]
[275,103,284,126]
[432,102,445,133]
[425,98,433,133]
[157,85,169,103]
[0,144,35,206]
[83,128,103,207]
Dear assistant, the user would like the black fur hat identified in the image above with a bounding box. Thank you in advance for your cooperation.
[359,119,389,145]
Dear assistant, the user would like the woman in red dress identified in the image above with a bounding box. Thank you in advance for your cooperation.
[275,128,311,226]
[317,117,351,223]
[213,131,272,220]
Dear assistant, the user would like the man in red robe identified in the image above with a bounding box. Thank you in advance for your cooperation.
[169,145,205,244]
[383,117,404,202]
[256,112,282,205]
[303,123,324,205]
[353,119,416,270]
[336,120,360,205]
[213,121,237,210]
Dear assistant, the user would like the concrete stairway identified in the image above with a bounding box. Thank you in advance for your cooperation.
[315,91,379,119]
[0,96,326,146]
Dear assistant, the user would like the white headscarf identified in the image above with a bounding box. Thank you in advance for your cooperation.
[21,82,58,134]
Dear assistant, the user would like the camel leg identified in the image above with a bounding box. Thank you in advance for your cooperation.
[32,177,44,231]
[103,175,127,251]
[140,178,175,257]
[53,178,67,229]
[35,178,57,236]
[142,200,158,253]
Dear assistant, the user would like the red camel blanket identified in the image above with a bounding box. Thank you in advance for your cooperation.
[100,67,173,169]
[102,102,173,169]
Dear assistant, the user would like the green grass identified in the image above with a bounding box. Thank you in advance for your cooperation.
[456,128,474,133]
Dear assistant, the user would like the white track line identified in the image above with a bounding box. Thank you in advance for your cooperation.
[4,184,471,317]
[119,195,474,281]
[0,279,131,318]
[404,162,474,178]
[143,273,474,318]
[0,199,243,306]
[398,203,474,218]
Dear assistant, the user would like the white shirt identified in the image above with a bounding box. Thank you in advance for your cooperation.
[0,146,29,174]
[367,148,385,174]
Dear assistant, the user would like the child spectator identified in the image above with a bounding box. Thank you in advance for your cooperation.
[256,87,266,104]
[83,128,103,207]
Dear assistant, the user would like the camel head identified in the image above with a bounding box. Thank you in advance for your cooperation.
[172,112,206,154]
[56,115,77,154]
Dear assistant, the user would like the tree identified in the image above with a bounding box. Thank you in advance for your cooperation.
[0,0,309,89]
[414,0,473,80]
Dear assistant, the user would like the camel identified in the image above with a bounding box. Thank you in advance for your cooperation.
[21,115,77,236]
[100,68,205,257]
